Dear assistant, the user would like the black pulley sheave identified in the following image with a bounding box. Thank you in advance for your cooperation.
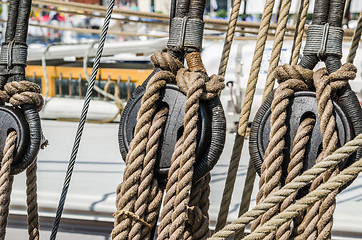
[118,0,226,184]
[249,0,362,180]
[0,0,42,174]
[119,69,226,184]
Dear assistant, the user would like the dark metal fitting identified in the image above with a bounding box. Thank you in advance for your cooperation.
[167,17,204,52]
[0,41,28,69]
[0,105,42,175]
[119,68,226,184]
[250,90,362,183]
[304,23,344,60]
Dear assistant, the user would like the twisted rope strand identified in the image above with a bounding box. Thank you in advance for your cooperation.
[26,161,40,240]
[251,68,311,236]
[296,64,356,239]
[263,0,294,101]
[244,155,362,240]
[130,107,169,240]
[218,0,242,77]
[347,11,362,64]
[112,70,175,240]
[157,138,184,240]
[276,117,315,240]
[215,0,277,231]
[209,133,362,240]
[290,0,310,65]
[170,71,204,240]
[0,131,17,240]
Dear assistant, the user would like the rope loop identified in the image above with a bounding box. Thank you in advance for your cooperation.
[275,64,314,88]
[0,90,9,105]
[4,81,44,111]
[177,68,225,100]
[151,51,184,75]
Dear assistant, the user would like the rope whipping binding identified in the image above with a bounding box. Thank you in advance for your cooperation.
[50,0,115,239]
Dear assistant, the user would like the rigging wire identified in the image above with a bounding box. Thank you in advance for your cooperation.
[49,0,115,239]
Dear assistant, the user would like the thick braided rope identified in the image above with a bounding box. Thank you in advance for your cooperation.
[129,108,169,240]
[244,154,362,240]
[169,70,204,240]
[347,11,362,64]
[263,0,294,101]
[290,0,310,65]
[215,0,277,232]
[218,0,242,77]
[112,56,177,239]
[295,64,357,239]
[4,81,44,111]
[251,66,312,238]
[26,162,40,240]
[209,133,362,240]
[275,117,315,240]
[0,131,16,240]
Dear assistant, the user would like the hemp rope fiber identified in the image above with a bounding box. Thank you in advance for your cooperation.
[112,51,224,240]
[290,0,310,65]
[250,64,314,239]
[0,81,43,240]
[294,63,357,240]
[347,11,362,64]
[212,63,358,239]
[209,132,362,240]
[275,117,315,240]
[215,0,278,232]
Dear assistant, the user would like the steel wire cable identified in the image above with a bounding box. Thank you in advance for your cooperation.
[49,0,115,239]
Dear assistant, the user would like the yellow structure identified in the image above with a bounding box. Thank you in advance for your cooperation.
[25,65,152,98]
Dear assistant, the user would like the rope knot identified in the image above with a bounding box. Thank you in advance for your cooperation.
[328,63,357,91]
[4,81,44,111]
[0,90,10,105]
[313,63,356,95]
[177,69,224,100]
[151,51,184,75]
[275,64,314,89]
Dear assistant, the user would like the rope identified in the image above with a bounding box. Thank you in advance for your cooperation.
[26,162,40,240]
[275,117,315,240]
[0,131,16,240]
[169,70,205,240]
[295,63,356,239]
[215,0,278,231]
[290,0,310,65]
[112,53,179,240]
[155,52,224,240]
[347,11,362,64]
[263,0,294,101]
[157,138,184,239]
[130,107,168,239]
[244,154,362,240]
[251,65,313,238]
[50,0,116,238]
[209,132,362,240]
[218,0,242,76]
